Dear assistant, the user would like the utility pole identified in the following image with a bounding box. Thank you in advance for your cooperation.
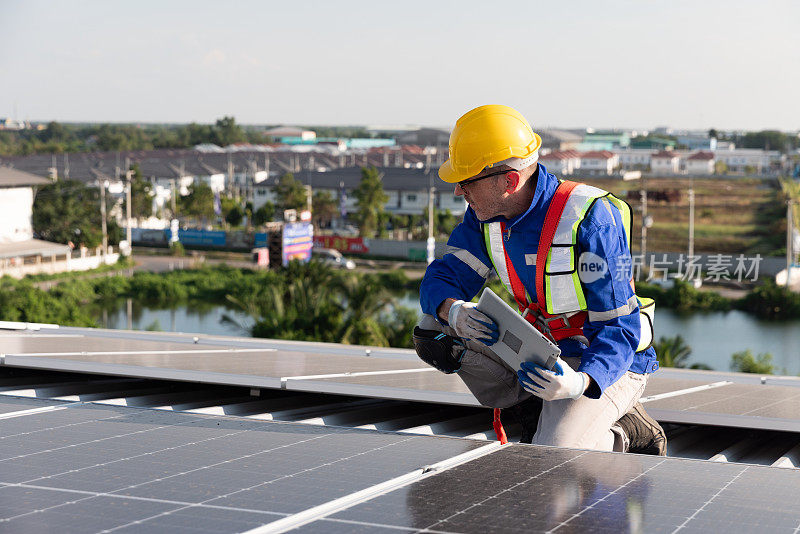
[171,179,177,217]
[227,152,234,197]
[100,180,108,262]
[787,200,794,285]
[64,153,70,180]
[426,163,435,265]
[125,162,133,250]
[640,176,648,260]
[688,178,695,258]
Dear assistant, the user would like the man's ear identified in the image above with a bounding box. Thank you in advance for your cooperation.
[505,171,521,193]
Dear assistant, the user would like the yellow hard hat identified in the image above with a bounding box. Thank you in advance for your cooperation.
[439,104,542,183]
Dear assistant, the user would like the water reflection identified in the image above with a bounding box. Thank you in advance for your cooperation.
[91,298,253,337]
[398,292,800,374]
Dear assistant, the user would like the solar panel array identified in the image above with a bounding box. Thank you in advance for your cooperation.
[1,395,798,533]
[3,327,800,532]
[5,327,800,429]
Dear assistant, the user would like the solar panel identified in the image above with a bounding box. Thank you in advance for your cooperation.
[2,330,431,389]
[310,443,800,533]
[0,399,484,533]
[646,382,800,432]
[286,371,479,406]
[0,396,67,415]
[6,328,800,433]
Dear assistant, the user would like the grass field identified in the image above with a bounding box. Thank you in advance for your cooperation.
[581,177,786,256]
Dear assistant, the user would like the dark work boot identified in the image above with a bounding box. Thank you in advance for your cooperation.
[617,402,667,456]
[501,396,543,444]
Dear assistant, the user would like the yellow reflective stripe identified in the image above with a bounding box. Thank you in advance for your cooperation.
[486,223,514,296]
[444,246,492,279]
[606,194,633,249]
[587,295,638,322]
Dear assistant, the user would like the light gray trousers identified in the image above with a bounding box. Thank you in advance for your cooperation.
[417,315,647,452]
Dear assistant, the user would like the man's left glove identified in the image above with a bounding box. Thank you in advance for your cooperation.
[448,300,499,346]
[517,359,588,401]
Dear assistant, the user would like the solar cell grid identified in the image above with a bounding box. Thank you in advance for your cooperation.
[311,444,800,533]
[0,401,483,533]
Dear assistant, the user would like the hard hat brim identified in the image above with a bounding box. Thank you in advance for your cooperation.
[438,132,542,184]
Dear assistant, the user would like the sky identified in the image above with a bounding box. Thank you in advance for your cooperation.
[1,0,799,131]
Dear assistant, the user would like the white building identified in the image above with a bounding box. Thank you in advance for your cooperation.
[651,150,681,175]
[579,151,618,175]
[685,151,715,175]
[713,148,783,174]
[0,166,108,278]
[539,150,581,175]
[614,148,655,169]
[265,126,317,141]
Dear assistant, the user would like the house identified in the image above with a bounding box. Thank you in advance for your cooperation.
[651,150,681,175]
[678,135,717,151]
[0,167,118,277]
[685,151,715,175]
[713,148,784,174]
[579,151,619,175]
[615,148,656,170]
[396,128,451,147]
[630,136,677,150]
[579,131,630,151]
[265,126,316,142]
[539,129,583,151]
[539,150,581,175]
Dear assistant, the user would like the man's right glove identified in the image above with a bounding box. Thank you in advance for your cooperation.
[448,300,500,346]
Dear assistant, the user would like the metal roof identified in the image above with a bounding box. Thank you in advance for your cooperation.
[0,166,52,187]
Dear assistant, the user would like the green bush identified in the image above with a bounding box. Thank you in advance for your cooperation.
[730,349,777,374]
[636,280,731,313]
[737,281,800,319]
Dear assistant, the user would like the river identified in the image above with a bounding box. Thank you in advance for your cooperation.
[94,298,800,376]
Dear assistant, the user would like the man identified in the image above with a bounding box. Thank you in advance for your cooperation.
[415,105,665,454]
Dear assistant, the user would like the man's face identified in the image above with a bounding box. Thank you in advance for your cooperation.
[454,168,509,221]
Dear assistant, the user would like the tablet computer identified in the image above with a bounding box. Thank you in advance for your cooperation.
[476,287,560,371]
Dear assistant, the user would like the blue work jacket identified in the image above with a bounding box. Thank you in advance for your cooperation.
[420,164,658,399]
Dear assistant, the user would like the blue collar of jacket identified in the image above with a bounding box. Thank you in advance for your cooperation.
[480,163,560,229]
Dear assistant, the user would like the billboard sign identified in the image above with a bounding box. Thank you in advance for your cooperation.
[282,222,313,266]
[313,235,369,254]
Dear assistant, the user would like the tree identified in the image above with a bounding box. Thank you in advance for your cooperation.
[653,335,692,368]
[740,130,796,153]
[179,183,215,221]
[213,116,246,147]
[352,166,388,238]
[123,163,154,220]
[32,180,114,247]
[312,191,338,228]
[274,173,307,212]
[708,128,719,139]
[225,203,244,227]
[252,203,275,226]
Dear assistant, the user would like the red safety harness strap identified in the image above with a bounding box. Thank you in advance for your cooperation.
[492,408,508,444]
[500,221,530,313]
[535,180,580,315]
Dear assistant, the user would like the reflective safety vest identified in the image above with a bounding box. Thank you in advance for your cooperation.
[483,181,655,352]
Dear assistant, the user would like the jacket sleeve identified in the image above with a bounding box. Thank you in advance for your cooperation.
[576,199,641,399]
[420,207,495,322]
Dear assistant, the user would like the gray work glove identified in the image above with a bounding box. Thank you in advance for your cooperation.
[448,300,499,346]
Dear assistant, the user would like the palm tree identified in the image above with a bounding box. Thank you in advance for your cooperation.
[653,335,692,368]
